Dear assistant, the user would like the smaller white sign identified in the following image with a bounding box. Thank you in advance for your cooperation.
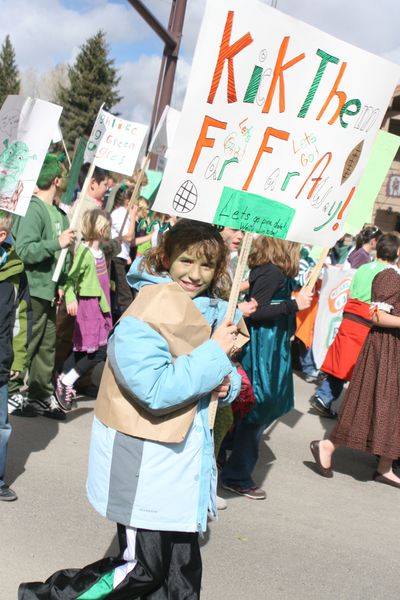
[312,266,355,368]
[84,107,148,176]
[52,123,63,144]
[148,105,181,158]
[0,95,63,216]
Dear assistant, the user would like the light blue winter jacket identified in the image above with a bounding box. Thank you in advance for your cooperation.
[86,258,242,533]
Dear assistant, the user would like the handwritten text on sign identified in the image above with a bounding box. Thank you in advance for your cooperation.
[84,109,148,176]
[153,0,400,245]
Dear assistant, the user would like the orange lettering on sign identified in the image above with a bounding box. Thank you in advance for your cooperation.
[262,36,305,114]
[243,127,289,190]
[295,152,332,199]
[207,11,253,104]
[188,115,227,173]
[316,62,347,124]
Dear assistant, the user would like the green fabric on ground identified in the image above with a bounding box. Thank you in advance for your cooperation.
[77,569,115,599]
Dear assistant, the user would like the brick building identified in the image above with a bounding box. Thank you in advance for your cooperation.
[373,85,400,231]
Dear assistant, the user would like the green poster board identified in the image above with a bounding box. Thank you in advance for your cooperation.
[344,130,400,235]
[61,137,87,206]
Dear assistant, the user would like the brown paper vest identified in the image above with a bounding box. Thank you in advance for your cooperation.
[95,281,248,443]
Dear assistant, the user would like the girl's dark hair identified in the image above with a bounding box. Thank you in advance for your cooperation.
[355,225,382,249]
[376,232,400,262]
[141,219,231,299]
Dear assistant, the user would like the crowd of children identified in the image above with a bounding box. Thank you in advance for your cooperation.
[1,151,400,597]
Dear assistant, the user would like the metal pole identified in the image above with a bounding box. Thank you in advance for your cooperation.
[155,0,187,127]
[146,0,177,149]
[128,0,188,156]
[148,0,188,148]
[127,0,176,50]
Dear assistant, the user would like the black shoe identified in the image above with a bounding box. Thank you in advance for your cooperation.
[221,483,267,499]
[309,395,337,419]
[28,396,67,420]
[0,484,17,501]
[55,377,75,411]
[8,393,37,417]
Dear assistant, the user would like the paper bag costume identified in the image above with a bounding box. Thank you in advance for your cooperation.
[95,282,248,443]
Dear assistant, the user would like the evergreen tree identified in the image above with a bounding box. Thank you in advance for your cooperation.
[0,35,20,108]
[57,30,122,151]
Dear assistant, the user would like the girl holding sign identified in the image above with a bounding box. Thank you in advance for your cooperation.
[20,220,242,599]
[55,209,113,411]
[221,236,313,499]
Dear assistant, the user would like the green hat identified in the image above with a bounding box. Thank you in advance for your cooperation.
[36,153,63,189]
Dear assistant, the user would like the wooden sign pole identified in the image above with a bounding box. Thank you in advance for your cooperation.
[208,230,253,428]
[61,138,72,169]
[118,154,151,238]
[52,162,96,283]
[302,247,329,293]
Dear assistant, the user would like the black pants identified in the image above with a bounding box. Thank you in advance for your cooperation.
[0,280,15,384]
[62,346,107,378]
[19,527,202,599]
[111,257,134,321]
[131,529,202,599]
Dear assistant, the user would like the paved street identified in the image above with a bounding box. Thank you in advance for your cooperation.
[2,374,399,599]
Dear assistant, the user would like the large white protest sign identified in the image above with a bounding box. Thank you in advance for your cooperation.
[148,105,181,158]
[312,266,355,368]
[153,0,400,246]
[84,107,148,176]
[0,96,62,216]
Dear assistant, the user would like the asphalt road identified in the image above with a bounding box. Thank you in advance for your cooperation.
[2,374,398,599]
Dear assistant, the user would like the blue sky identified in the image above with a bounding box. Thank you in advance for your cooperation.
[1,0,399,124]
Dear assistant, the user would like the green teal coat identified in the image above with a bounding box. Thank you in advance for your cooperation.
[241,266,297,427]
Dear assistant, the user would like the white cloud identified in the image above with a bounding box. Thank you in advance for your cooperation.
[273,0,400,62]
[178,0,400,66]
[116,54,161,124]
[0,0,148,71]
[115,53,191,127]
[4,0,400,131]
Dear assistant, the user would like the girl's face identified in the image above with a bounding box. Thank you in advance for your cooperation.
[138,201,149,219]
[167,245,217,298]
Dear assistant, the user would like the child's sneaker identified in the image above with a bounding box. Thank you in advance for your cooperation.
[28,395,67,420]
[8,393,37,417]
[55,377,76,412]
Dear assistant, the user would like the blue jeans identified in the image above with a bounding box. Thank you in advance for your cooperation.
[316,374,344,408]
[221,420,265,489]
[299,343,318,376]
[0,383,12,485]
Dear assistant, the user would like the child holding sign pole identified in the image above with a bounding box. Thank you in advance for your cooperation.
[19,220,243,599]
[9,154,74,419]
[55,209,113,411]
[221,236,313,499]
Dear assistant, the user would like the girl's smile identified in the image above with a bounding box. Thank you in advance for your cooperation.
[168,247,216,298]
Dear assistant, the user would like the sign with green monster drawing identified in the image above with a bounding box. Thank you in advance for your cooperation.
[0,96,62,216]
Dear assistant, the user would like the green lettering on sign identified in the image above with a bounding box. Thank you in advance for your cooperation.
[213,187,295,239]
